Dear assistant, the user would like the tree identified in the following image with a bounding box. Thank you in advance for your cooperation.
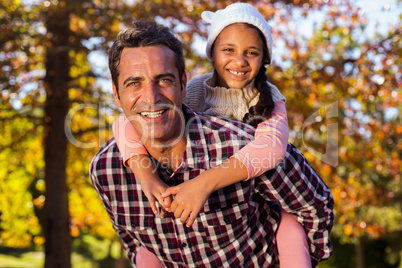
[42,3,73,267]
[0,0,400,267]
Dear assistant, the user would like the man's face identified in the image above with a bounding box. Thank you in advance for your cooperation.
[113,45,187,147]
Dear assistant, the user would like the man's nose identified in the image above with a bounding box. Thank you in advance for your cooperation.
[142,82,160,105]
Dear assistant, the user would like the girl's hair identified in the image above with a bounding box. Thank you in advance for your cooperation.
[242,24,275,127]
[242,66,275,127]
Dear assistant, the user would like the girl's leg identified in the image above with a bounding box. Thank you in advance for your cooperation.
[277,209,312,268]
[136,246,165,268]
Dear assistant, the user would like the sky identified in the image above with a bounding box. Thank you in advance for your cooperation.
[354,0,400,35]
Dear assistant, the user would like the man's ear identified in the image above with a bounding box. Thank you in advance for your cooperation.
[181,72,187,99]
[112,83,122,108]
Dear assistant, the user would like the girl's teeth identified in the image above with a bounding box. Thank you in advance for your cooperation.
[229,70,246,75]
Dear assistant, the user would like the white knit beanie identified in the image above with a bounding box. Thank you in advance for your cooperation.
[202,3,273,64]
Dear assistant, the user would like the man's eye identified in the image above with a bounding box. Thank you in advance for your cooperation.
[128,82,139,87]
[160,79,173,85]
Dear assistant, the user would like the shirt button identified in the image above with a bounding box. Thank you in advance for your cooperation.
[181,242,187,248]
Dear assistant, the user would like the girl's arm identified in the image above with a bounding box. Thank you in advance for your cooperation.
[112,115,172,215]
[233,99,289,179]
[162,99,289,226]
[162,157,248,226]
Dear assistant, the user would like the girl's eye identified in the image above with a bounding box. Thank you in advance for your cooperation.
[247,51,259,56]
[223,48,233,52]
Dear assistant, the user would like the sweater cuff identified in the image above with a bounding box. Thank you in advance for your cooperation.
[112,115,148,167]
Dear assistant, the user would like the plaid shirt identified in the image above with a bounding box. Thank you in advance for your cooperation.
[90,106,334,267]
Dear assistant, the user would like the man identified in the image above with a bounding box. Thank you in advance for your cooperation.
[90,20,334,267]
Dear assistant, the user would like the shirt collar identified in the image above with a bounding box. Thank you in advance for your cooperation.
[148,105,210,177]
[178,105,211,172]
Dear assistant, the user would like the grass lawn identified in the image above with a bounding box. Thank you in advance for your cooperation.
[0,235,130,268]
[0,251,111,268]
[0,251,44,268]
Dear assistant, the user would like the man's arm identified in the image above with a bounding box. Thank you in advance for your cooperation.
[254,143,334,266]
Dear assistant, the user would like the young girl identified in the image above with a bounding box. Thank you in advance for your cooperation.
[113,3,312,267]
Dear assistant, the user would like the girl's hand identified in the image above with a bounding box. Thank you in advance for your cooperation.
[127,155,172,218]
[140,176,172,218]
[161,158,248,226]
[162,178,212,227]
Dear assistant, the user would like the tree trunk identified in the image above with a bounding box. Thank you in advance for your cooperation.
[43,5,72,268]
[115,242,128,268]
[356,236,366,268]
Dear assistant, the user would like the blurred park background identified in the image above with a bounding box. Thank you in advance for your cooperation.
[0,0,401,267]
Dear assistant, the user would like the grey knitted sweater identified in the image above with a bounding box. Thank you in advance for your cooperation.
[183,72,285,121]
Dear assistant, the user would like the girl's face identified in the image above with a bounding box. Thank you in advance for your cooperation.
[212,23,265,89]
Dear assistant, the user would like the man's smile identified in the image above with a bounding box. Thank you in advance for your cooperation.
[139,109,168,118]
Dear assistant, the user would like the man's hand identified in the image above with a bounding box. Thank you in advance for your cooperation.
[162,177,212,227]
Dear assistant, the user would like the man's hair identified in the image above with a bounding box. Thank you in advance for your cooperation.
[108,19,185,96]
